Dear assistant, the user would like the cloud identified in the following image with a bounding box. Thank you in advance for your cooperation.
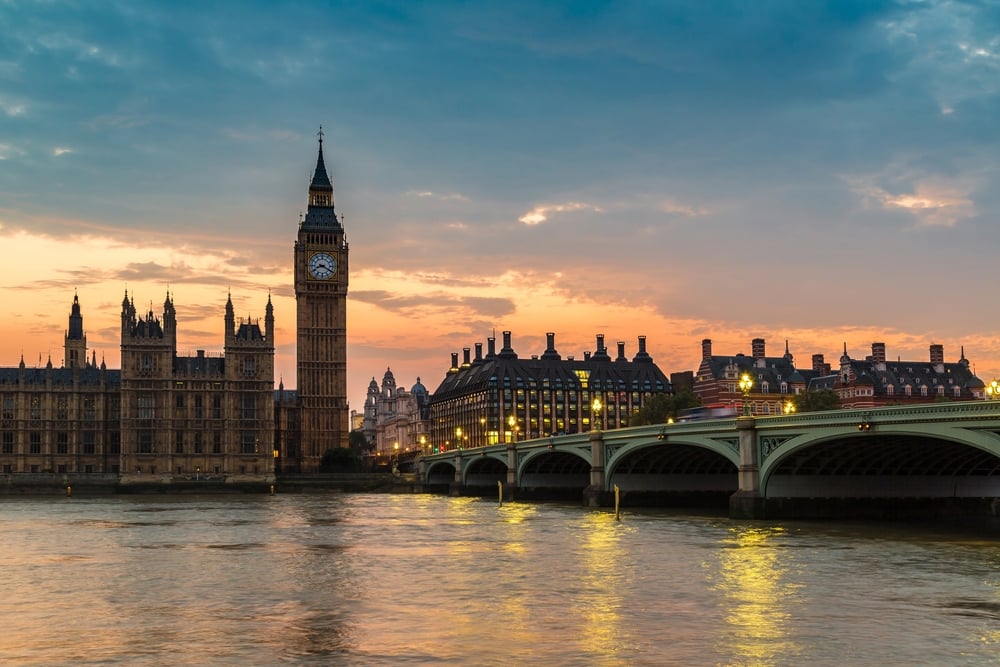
[518,201,602,226]
[0,97,26,116]
[53,147,73,157]
[658,198,709,217]
[848,174,978,228]
[352,289,514,320]
[406,190,469,202]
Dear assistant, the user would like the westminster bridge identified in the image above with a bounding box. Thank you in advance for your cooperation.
[419,401,1000,520]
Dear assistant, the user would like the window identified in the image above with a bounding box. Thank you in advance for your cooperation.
[137,430,154,454]
[194,395,203,419]
[56,397,69,420]
[212,395,222,419]
[175,394,185,418]
[56,432,68,454]
[138,395,154,420]
[1,396,14,420]
[194,432,203,454]
[241,432,257,454]
[213,432,222,454]
[242,395,256,420]
[30,432,41,454]
[175,431,184,454]
[2,432,13,454]
[83,431,96,455]
[83,396,96,420]
[30,396,41,420]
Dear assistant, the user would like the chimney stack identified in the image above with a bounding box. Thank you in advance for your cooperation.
[701,338,713,361]
[930,344,944,365]
[872,342,886,364]
[752,338,766,360]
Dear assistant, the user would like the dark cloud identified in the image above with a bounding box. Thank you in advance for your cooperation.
[352,289,514,320]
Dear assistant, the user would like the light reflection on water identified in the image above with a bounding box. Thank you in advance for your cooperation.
[1,495,998,665]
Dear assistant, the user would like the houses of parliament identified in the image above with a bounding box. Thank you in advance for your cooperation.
[0,134,348,479]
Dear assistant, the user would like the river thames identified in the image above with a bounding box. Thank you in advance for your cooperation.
[2,493,998,665]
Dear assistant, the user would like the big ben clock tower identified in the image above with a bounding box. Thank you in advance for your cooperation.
[295,128,349,469]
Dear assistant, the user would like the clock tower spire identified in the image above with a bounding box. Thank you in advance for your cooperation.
[293,127,349,470]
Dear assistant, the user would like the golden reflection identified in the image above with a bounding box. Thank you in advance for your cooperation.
[711,525,802,665]
[578,512,630,659]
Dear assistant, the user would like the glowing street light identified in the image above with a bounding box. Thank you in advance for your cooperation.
[592,396,603,431]
[987,379,1000,400]
[738,373,754,416]
[455,427,463,450]
[783,401,796,415]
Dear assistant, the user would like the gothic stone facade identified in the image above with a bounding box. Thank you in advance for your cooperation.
[0,292,275,479]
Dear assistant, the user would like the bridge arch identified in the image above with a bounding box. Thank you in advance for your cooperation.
[463,454,507,489]
[606,436,739,500]
[760,423,1000,498]
[517,447,590,496]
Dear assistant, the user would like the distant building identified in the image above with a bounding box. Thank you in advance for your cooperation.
[820,342,985,408]
[362,368,430,457]
[694,338,985,413]
[428,331,671,451]
[694,338,812,415]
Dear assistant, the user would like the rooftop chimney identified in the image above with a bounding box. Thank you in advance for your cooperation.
[499,331,517,358]
[752,338,766,360]
[541,332,561,360]
[812,353,825,373]
[474,342,483,363]
[462,347,471,367]
[450,352,459,373]
[930,344,944,365]
[486,337,496,359]
[701,338,712,361]
[616,341,626,362]
[633,335,652,363]
[872,342,886,364]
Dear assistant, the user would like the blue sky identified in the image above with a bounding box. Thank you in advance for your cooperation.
[2,0,999,406]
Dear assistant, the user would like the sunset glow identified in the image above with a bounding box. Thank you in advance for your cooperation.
[2,2,999,409]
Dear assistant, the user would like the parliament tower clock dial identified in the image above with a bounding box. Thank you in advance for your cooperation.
[293,127,349,470]
[308,252,337,279]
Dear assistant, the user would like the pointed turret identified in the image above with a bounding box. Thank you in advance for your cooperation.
[302,126,341,229]
[265,292,274,343]
[65,291,87,369]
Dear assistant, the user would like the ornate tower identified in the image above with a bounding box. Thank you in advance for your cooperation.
[64,292,87,369]
[294,128,349,468]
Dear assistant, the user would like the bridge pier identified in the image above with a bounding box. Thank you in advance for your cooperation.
[505,442,518,500]
[449,450,464,496]
[582,431,610,507]
[729,416,766,519]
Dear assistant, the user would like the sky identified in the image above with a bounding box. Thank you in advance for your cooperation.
[2,0,999,410]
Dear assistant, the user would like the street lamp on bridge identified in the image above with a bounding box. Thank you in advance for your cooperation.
[592,397,603,432]
[738,373,754,416]
[987,379,1000,400]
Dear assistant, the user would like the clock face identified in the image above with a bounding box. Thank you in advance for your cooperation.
[308,252,337,279]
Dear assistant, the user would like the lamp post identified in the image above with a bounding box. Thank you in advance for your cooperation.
[455,427,463,450]
[507,414,518,442]
[987,379,1000,400]
[592,397,603,432]
[783,400,796,415]
[480,417,486,447]
[738,373,754,416]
